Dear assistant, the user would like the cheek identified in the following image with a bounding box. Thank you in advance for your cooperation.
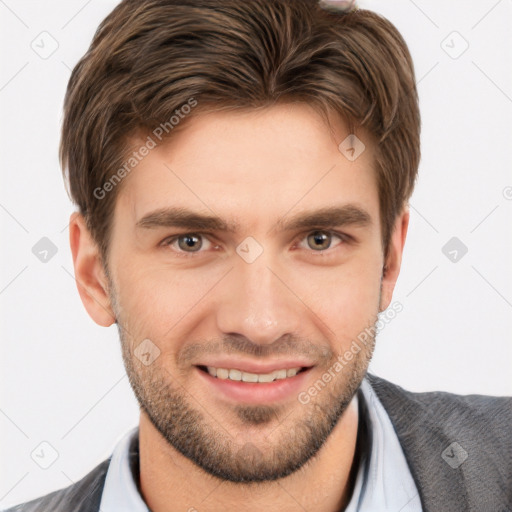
[114,260,227,337]
[300,258,382,346]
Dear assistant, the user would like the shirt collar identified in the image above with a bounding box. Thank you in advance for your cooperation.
[99,425,149,512]
[344,378,422,511]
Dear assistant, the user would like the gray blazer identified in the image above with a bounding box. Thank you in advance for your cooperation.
[4,374,512,511]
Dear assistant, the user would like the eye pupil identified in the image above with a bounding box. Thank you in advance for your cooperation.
[178,234,202,251]
[308,231,331,251]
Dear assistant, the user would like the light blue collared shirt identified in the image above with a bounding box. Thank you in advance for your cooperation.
[99,377,422,511]
[98,426,148,512]
[344,379,422,511]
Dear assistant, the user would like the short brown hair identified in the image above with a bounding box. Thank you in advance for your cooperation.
[60,0,420,263]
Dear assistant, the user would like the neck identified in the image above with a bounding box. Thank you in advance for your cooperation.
[138,394,360,512]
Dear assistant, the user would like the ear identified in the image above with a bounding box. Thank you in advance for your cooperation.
[379,206,410,312]
[69,212,116,327]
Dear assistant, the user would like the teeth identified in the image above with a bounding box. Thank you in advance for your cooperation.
[257,373,275,383]
[242,372,259,383]
[274,369,287,380]
[216,368,229,379]
[205,366,302,383]
[228,369,241,380]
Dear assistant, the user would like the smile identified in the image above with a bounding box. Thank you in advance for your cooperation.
[200,365,306,383]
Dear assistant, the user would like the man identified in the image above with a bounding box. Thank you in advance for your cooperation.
[5,0,511,511]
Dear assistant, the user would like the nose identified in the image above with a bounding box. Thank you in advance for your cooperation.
[215,254,302,346]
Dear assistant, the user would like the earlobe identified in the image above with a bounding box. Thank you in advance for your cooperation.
[379,206,410,312]
[69,212,116,327]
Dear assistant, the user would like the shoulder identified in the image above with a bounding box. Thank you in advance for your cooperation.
[2,458,111,512]
[366,372,512,439]
[365,373,512,510]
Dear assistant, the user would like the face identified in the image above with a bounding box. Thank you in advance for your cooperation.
[73,103,406,483]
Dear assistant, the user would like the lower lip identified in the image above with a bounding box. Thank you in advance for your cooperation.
[195,367,313,405]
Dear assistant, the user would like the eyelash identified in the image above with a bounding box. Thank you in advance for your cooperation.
[159,230,352,258]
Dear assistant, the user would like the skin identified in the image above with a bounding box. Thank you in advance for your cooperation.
[69,103,409,511]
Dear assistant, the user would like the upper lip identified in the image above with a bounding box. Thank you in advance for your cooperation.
[196,358,314,374]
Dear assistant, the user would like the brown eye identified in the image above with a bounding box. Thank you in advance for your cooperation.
[177,234,203,252]
[306,231,332,251]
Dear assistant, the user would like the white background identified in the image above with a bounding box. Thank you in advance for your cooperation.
[1,0,511,507]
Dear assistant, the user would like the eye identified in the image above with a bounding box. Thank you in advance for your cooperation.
[160,230,349,257]
[161,233,214,253]
[297,230,347,252]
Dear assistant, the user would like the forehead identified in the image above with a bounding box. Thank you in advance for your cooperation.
[115,103,379,229]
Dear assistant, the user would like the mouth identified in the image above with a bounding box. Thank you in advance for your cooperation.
[197,365,309,383]
[195,364,314,404]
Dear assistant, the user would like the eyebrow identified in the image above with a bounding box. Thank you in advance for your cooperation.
[135,205,372,234]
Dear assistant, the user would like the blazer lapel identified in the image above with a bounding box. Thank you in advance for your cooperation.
[366,373,469,512]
